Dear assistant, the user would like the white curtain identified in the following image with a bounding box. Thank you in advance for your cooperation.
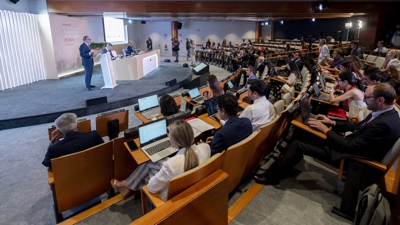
[0,10,45,91]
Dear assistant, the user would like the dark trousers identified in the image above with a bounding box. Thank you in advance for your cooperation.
[273,136,338,178]
[84,63,93,88]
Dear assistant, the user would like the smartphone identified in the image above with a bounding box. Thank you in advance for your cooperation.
[127,140,138,151]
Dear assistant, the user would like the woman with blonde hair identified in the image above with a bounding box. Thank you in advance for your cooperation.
[111,120,210,201]
[382,50,400,73]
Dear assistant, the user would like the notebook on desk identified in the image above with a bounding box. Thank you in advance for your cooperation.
[138,118,177,162]
[188,88,204,104]
[138,94,161,119]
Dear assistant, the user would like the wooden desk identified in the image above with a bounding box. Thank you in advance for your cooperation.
[135,111,163,124]
[311,94,339,107]
[184,96,200,106]
[291,114,327,140]
[124,138,150,165]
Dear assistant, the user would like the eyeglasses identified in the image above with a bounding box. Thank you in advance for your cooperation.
[364,95,376,99]
[87,39,91,40]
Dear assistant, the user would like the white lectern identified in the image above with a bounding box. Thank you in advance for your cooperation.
[99,52,118,89]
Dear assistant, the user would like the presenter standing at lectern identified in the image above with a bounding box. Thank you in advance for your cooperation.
[146,37,153,51]
[79,36,96,91]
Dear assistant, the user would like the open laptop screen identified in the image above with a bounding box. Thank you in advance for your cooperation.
[138,94,158,111]
[139,119,167,146]
[188,88,201,99]
[313,83,321,97]
[227,81,234,89]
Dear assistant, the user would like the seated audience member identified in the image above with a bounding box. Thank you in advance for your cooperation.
[278,61,302,91]
[382,50,400,73]
[217,79,275,131]
[373,41,388,54]
[111,120,210,200]
[126,40,137,55]
[101,43,117,60]
[254,83,400,185]
[326,36,335,43]
[362,67,381,91]
[202,94,252,155]
[246,66,258,81]
[329,72,369,121]
[203,75,224,100]
[256,57,265,75]
[340,60,363,80]
[42,113,104,168]
[159,95,179,117]
[326,49,344,69]
[293,52,304,71]
[350,41,364,59]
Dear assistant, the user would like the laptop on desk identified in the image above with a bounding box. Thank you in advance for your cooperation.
[138,94,161,119]
[138,118,177,162]
[319,75,333,93]
[313,83,331,101]
[188,88,204,104]
[226,80,241,94]
[300,96,316,126]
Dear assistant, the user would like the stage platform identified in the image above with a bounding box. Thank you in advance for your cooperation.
[0,61,192,130]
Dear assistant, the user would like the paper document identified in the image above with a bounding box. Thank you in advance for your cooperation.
[186,118,214,137]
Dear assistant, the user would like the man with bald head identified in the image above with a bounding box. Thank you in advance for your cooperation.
[126,40,137,55]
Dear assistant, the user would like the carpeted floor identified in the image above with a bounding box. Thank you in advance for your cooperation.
[0,56,352,225]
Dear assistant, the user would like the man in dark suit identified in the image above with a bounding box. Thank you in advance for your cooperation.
[202,94,252,155]
[256,56,266,75]
[42,113,104,168]
[293,52,304,71]
[126,40,137,55]
[79,36,96,91]
[254,83,400,184]
[146,37,152,51]
[101,43,116,60]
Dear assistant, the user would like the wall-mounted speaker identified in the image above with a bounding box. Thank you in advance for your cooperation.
[10,0,19,4]
[141,20,146,24]
[177,22,182,29]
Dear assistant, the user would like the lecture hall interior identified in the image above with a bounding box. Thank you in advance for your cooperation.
[1,0,400,224]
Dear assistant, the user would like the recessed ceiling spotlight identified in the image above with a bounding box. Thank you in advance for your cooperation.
[266,21,269,25]
[261,22,265,26]
[280,20,284,24]
[312,18,315,22]
[128,19,132,23]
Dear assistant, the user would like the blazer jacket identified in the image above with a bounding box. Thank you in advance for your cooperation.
[210,116,252,156]
[326,108,400,162]
[42,131,104,168]
[79,43,93,66]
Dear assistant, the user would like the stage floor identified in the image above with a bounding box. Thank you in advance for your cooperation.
[0,61,192,129]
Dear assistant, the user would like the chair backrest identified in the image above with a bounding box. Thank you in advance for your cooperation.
[95,110,129,137]
[48,119,91,141]
[366,55,378,62]
[274,99,284,114]
[112,50,117,57]
[167,151,225,200]
[123,49,127,57]
[199,85,211,97]
[381,137,400,168]
[51,141,114,213]
[289,86,295,98]
[242,117,277,178]
[282,92,291,105]
[374,57,385,69]
[221,131,259,193]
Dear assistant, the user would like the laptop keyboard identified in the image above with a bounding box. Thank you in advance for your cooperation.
[193,96,204,102]
[143,140,171,156]
[317,94,330,101]
[142,108,160,118]
[209,114,219,121]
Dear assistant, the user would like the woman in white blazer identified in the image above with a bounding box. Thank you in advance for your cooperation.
[111,120,210,201]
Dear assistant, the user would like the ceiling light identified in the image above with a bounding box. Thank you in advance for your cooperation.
[357,20,363,28]
[312,18,315,22]
[280,20,284,25]
[265,21,269,25]
[128,19,132,23]
[261,22,265,26]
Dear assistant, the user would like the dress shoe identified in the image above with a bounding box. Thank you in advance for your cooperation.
[252,172,280,185]
[90,85,96,88]
[111,179,134,199]
[87,87,91,91]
